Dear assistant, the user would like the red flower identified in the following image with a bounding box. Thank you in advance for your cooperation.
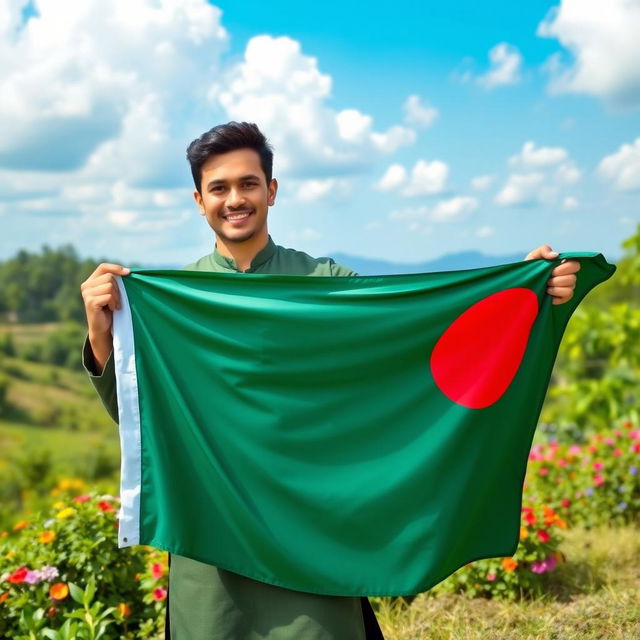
[560,499,571,508]
[523,510,536,526]
[152,587,167,602]
[98,501,114,512]
[633,441,640,454]
[8,567,28,584]
[613,449,622,457]
[537,530,550,543]
[538,467,549,476]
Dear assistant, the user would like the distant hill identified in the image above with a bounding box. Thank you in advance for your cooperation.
[329,250,526,276]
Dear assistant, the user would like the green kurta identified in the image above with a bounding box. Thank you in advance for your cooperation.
[83,237,369,640]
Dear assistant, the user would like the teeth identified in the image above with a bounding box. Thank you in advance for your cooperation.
[227,213,250,220]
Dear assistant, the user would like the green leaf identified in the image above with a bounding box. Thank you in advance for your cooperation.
[69,582,84,605]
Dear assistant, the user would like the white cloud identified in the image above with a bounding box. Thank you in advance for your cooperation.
[0,0,227,174]
[336,109,373,143]
[216,35,416,176]
[389,197,476,225]
[431,196,478,222]
[375,164,407,191]
[477,43,523,89]
[538,0,640,108]
[403,95,438,128]
[509,141,568,169]
[471,175,494,191]
[561,196,579,210]
[402,160,449,197]
[495,173,545,207]
[554,163,581,185]
[292,178,352,202]
[476,226,495,238]
[497,141,581,207]
[597,138,640,191]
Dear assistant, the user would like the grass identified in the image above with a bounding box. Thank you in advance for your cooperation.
[372,526,640,639]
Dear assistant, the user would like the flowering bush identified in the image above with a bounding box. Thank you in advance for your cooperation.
[430,420,638,599]
[0,481,168,639]
[525,422,640,527]
[432,502,566,600]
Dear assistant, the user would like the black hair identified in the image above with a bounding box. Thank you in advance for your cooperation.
[186,121,274,193]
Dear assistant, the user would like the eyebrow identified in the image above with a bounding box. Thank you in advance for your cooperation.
[206,174,261,188]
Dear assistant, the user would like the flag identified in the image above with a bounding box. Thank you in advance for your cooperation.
[112,252,614,596]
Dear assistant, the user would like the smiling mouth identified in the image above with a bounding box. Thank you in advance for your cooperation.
[223,210,253,221]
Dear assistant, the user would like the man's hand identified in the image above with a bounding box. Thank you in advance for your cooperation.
[524,245,580,305]
[80,263,130,373]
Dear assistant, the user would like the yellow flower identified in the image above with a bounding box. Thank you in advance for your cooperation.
[519,526,529,540]
[117,602,132,617]
[53,501,66,510]
[55,507,76,520]
[12,520,28,531]
[5,551,15,559]
[39,530,56,544]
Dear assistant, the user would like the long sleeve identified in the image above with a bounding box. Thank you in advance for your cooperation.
[82,336,119,424]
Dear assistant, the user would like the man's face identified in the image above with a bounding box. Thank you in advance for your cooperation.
[194,148,277,245]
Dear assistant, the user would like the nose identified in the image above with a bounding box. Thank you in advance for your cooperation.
[226,187,246,209]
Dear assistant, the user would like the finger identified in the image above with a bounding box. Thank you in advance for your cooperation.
[547,286,574,297]
[525,245,559,261]
[552,292,574,305]
[87,293,116,310]
[547,275,576,288]
[89,263,131,279]
[551,260,581,276]
[85,282,121,309]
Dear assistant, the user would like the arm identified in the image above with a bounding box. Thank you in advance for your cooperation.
[80,263,130,423]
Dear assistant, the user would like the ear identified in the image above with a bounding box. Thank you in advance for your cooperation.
[268,178,278,206]
[193,190,205,216]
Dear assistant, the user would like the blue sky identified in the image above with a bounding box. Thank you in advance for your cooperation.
[2,0,639,265]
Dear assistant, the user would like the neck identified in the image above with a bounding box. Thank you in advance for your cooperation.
[215,228,269,272]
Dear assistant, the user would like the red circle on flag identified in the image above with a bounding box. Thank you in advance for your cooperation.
[430,288,539,409]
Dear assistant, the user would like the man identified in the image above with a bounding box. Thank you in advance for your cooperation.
[81,121,580,639]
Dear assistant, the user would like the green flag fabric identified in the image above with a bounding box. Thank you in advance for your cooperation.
[113,252,614,596]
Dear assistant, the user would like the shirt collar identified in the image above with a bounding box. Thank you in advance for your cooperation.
[212,235,277,272]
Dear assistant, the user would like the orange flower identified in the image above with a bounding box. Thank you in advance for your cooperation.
[0,592,8,604]
[502,557,518,572]
[39,530,56,544]
[519,526,529,540]
[0,531,8,538]
[12,520,28,531]
[117,602,132,617]
[49,583,69,601]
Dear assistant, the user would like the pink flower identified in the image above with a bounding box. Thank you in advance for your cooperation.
[593,461,603,471]
[73,494,90,503]
[25,571,42,585]
[568,445,581,456]
[613,449,622,457]
[151,563,165,580]
[544,554,557,572]
[539,467,549,476]
[593,474,605,487]
[557,458,567,467]
[152,588,167,602]
[486,572,497,582]
[530,561,546,574]
[605,438,614,446]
